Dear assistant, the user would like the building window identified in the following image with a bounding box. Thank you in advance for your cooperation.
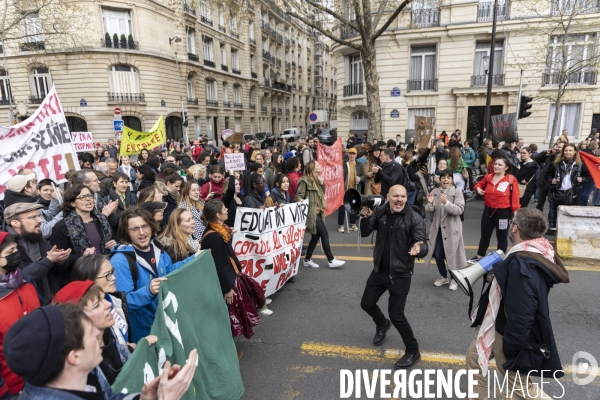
[407,108,435,130]
[206,117,213,137]
[203,37,214,61]
[187,78,194,99]
[249,22,254,40]
[225,117,230,129]
[200,0,211,19]
[411,0,439,28]
[472,41,504,87]
[102,9,132,38]
[165,116,183,140]
[194,116,201,137]
[250,55,255,72]
[187,29,196,54]
[230,16,238,35]
[408,45,437,91]
[478,0,508,22]
[206,80,216,101]
[123,116,142,131]
[343,54,363,96]
[352,111,368,130]
[29,68,52,100]
[231,49,239,70]
[551,0,595,16]
[547,104,581,139]
[0,70,12,104]
[66,116,88,132]
[220,44,226,66]
[223,82,229,103]
[544,34,597,86]
[108,65,140,94]
[22,12,44,45]
[233,85,241,104]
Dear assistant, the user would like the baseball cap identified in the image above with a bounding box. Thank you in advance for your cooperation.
[7,173,36,192]
[348,148,358,154]
[4,203,44,222]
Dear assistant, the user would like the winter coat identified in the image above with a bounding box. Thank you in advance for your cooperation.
[105,188,137,222]
[294,176,326,235]
[549,160,589,204]
[423,186,467,271]
[179,199,206,241]
[461,147,477,167]
[363,159,379,195]
[116,165,137,186]
[200,231,238,295]
[2,191,62,238]
[263,167,275,194]
[0,276,40,396]
[94,192,119,231]
[374,161,408,197]
[137,179,155,192]
[242,190,265,209]
[474,174,521,212]
[97,171,113,198]
[179,154,195,169]
[502,146,520,170]
[515,159,539,193]
[162,191,179,225]
[265,188,292,207]
[111,241,194,342]
[221,176,240,227]
[360,203,428,278]
[494,251,569,377]
[342,161,366,191]
[286,170,302,199]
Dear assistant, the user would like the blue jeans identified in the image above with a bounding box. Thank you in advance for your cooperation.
[408,189,417,205]
[593,188,600,206]
[433,229,447,278]
[580,180,595,206]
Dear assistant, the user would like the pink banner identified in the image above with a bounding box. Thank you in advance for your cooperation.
[316,138,344,216]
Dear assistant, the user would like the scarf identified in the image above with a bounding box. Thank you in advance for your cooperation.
[474,237,555,376]
[209,223,231,243]
[188,236,201,252]
[0,268,25,290]
[64,209,113,255]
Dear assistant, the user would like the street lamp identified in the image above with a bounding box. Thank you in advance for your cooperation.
[169,36,182,45]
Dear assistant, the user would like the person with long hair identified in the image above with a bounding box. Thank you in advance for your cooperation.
[286,156,302,199]
[364,145,382,195]
[49,184,116,286]
[448,146,466,191]
[516,147,539,207]
[423,170,466,290]
[179,180,206,241]
[137,185,163,204]
[295,160,345,269]
[136,164,156,192]
[187,163,209,187]
[137,148,150,167]
[200,165,225,201]
[265,173,293,207]
[242,172,266,208]
[471,158,520,263]
[547,144,588,231]
[158,208,201,263]
[221,173,243,227]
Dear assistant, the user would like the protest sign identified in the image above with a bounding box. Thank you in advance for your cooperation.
[119,116,166,155]
[232,200,308,297]
[0,86,79,199]
[111,252,244,400]
[71,131,94,152]
[222,129,234,140]
[316,138,344,216]
[224,152,246,171]
[491,113,518,143]
[415,116,435,149]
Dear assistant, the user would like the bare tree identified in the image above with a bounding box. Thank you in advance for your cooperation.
[514,0,600,146]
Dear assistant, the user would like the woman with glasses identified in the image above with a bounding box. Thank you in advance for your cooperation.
[49,183,116,286]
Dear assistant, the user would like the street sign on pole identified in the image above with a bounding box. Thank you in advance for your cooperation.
[113,120,124,131]
[114,107,121,115]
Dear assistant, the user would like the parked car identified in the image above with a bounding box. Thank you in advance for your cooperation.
[281,128,300,142]
[317,128,338,145]
[243,133,255,143]
[255,132,275,149]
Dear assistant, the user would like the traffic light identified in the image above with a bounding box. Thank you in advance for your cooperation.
[518,95,533,119]
[182,111,188,127]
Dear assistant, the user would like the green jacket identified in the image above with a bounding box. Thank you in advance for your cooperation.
[294,176,326,235]
[343,161,366,191]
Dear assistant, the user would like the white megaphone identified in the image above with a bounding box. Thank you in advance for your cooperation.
[449,250,505,296]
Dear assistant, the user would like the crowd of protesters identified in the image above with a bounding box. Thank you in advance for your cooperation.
[0,126,598,399]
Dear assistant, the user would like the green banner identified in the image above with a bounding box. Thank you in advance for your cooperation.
[111,252,244,399]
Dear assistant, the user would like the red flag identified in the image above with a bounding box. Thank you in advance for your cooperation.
[580,151,600,189]
[316,138,344,216]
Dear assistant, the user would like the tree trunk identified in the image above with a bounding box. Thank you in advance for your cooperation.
[361,48,382,141]
[548,86,564,147]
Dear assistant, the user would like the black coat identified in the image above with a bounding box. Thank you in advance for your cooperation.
[222,176,239,227]
[137,179,155,192]
[180,154,195,169]
[105,187,137,221]
[494,252,569,377]
[515,160,539,192]
[360,204,427,278]
[200,231,238,294]
[374,162,408,197]
[242,190,265,209]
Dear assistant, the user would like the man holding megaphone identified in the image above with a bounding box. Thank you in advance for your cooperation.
[465,208,569,399]
[359,184,428,369]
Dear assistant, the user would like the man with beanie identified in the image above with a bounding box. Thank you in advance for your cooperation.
[3,304,198,400]
[0,232,40,399]
[3,203,71,303]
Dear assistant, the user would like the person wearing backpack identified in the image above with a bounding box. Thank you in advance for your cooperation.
[111,207,200,342]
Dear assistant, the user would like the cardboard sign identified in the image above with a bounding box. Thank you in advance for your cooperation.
[71,132,94,152]
[491,113,518,143]
[224,153,246,171]
[415,116,435,149]
[0,86,79,199]
[316,138,344,216]
[232,200,309,297]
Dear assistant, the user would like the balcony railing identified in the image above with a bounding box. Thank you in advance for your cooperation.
[293,105,297,111]
[204,59,216,67]
[251,72,258,78]
[261,20,270,31]
[299,106,303,111]
[108,93,145,103]
[234,103,243,108]
[20,41,45,51]
[270,55,276,64]
[264,79,271,87]
[101,38,139,50]
[341,26,359,39]
[232,68,241,75]
[478,1,509,22]
[0,98,12,105]
[551,0,599,15]
[277,107,283,112]
[276,58,281,66]
[471,74,505,87]
[261,106,268,111]
[250,39,256,46]
[411,9,440,27]
[299,85,302,90]
[271,106,277,112]
[188,53,199,62]
[183,3,196,15]
[29,95,45,104]
[343,83,363,97]
[407,78,438,92]
[285,61,291,70]
[285,38,290,47]
[219,24,226,33]
[201,16,213,26]
[542,71,597,86]
[250,104,256,109]
[292,61,296,67]
[262,50,271,60]
[206,99,219,107]
[231,32,239,39]
[223,101,231,108]
[221,64,228,71]
[187,98,198,105]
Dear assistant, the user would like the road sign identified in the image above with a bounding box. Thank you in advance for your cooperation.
[80,99,87,107]
[391,109,400,118]
[309,113,318,122]
[114,120,124,131]
[391,87,401,97]
[114,107,121,115]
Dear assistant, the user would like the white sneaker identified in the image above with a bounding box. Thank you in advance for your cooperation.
[259,308,273,316]
[328,258,345,268]
[265,298,272,305]
[303,259,320,268]
[434,277,450,286]
[449,280,458,291]
[337,226,345,233]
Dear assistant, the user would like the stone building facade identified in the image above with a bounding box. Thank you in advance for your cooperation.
[0,0,337,144]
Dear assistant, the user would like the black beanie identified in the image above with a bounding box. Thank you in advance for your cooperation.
[3,305,66,386]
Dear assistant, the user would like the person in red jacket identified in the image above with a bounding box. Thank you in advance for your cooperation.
[200,165,226,201]
[470,157,520,264]
[0,232,41,398]
[285,156,302,200]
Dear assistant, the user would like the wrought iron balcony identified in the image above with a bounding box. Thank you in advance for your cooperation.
[221,64,228,72]
[271,106,277,112]
[293,105,297,111]
[101,38,139,50]
[201,16,213,26]
[478,1,509,22]
[183,3,196,15]
[231,32,239,39]
[411,9,440,28]
[0,98,12,105]
[276,58,281,66]
[29,95,45,104]
[343,83,363,97]
[551,0,599,15]
[261,20,270,31]
[299,106,303,111]
[249,104,256,109]
[261,106,268,111]
[20,41,45,51]
[204,59,216,67]
[262,50,271,60]
[471,74,505,87]
[341,26,359,39]
[187,98,198,105]
[223,101,231,108]
[250,39,256,46]
[188,53,199,62]
[285,38,290,47]
[285,61,290,70]
[407,78,438,92]
[292,61,296,67]
[232,68,241,75]
[299,85,302,90]
[263,79,271,87]
[206,99,219,107]
[219,25,226,33]
[108,92,145,103]
[234,103,243,108]
[251,72,258,78]
[542,71,597,86]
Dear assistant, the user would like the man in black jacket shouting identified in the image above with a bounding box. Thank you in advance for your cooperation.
[359,185,427,369]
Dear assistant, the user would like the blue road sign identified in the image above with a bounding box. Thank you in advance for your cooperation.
[391,109,400,118]
[391,87,401,97]
[113,120,124,131]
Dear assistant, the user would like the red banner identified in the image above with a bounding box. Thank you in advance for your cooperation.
[580,151,600,189]
[316,138,344,216]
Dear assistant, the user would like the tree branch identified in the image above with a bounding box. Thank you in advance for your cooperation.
[284,0,356,29]
[285,9,362,50]
[372,0,410,42]
[372,0,389,30]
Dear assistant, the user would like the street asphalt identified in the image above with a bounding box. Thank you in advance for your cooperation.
[235,198,600,400]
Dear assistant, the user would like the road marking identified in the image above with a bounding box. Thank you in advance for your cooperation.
[306,243,555,249]
[310,255,600,271]
[300,342,600,377]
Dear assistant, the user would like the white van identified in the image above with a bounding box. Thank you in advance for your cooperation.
[281,128,300,142]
